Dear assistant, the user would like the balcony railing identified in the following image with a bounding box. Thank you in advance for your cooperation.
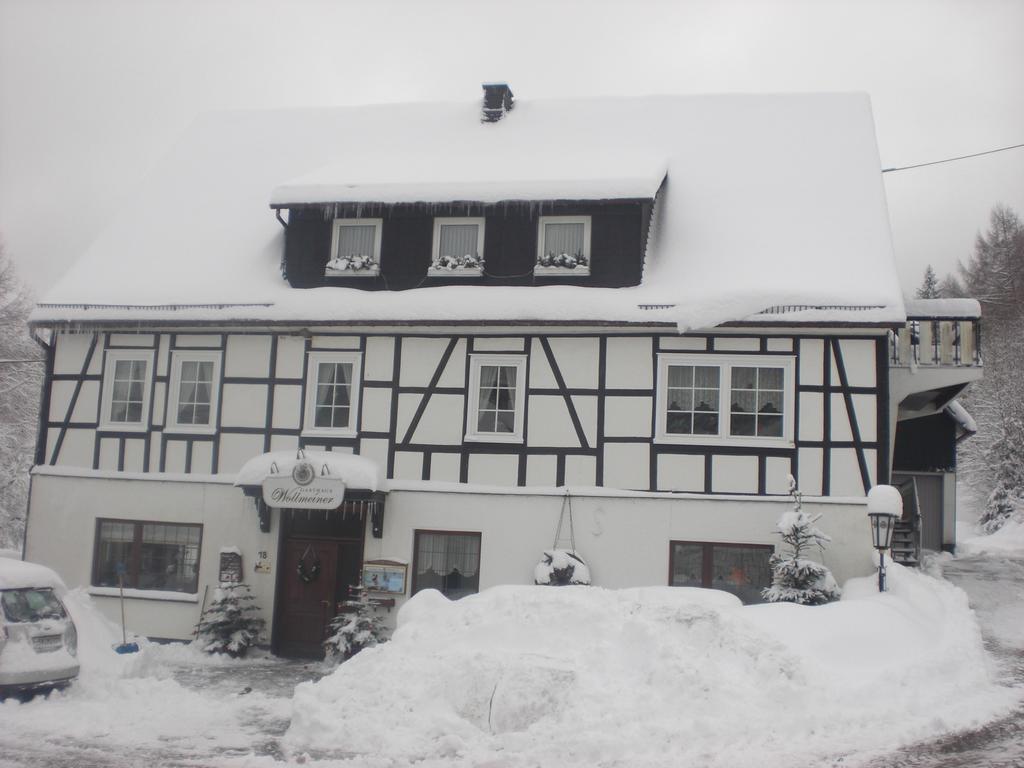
[890,317,982,367]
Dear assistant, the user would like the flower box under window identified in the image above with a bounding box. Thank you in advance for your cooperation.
[535,251,590,275]
[427,253,485,277]
[429,218,485,276]
[326,218,382,277]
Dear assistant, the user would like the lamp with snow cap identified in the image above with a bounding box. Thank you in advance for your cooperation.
[866,485,902,592]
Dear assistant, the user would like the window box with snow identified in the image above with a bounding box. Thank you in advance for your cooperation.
[165,351,221,434]
[655,354,795,447]
[535,216,591,276]
[99,349,155,432]
[325,218,382,277]
[465,355,527,443]
[303,351,362,437]
[428,218,485,276]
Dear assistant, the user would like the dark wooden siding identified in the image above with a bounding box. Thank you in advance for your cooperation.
[892,413,957,471]
[281,200,649,290]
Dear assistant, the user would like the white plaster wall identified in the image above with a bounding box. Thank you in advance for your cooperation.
[53,333,95,375]
[225,335,272,378]
[25,474,279,641]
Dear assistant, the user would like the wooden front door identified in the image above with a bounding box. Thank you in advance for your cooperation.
[273,506,367,658]
[277,538,340,658]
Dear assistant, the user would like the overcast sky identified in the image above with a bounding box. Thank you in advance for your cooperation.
[1,0,1022,298]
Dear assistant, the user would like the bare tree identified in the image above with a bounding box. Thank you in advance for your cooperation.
[0,244,42,551]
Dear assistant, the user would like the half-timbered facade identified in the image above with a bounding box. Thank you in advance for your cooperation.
[23,86,981,655]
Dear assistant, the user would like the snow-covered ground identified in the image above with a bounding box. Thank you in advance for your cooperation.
[1,546,1021,768]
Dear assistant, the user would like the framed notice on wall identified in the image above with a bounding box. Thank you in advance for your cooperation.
[219,549,243,584]
[362,560,407,595]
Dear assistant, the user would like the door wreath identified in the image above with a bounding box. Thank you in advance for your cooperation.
[296,545,322,583]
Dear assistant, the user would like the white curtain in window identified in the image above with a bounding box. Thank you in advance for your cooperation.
[417,533,480,577]
[439,224,479,257]
[543,222,584,256]
[336,224,377,258]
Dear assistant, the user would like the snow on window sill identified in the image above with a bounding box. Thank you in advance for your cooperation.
[534,265,590,276]
[325,267,380,278]
[88,587,199,603]
[427,267,483,277]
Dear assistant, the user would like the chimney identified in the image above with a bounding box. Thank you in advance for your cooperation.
[481,83,514,123]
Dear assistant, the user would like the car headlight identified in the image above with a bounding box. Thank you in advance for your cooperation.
[64,622,78,657]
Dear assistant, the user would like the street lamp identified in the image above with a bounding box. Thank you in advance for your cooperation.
[866,485,902,592]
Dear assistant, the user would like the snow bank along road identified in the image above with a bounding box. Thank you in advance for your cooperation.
[0,554,1021,768]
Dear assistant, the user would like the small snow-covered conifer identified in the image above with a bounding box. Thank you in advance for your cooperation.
[323,584,389,662]
[762,476,841,606]
[195,583,266,657]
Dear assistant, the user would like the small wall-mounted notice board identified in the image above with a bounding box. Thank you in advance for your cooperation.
[362,560,407,594]
[219,548,243,584]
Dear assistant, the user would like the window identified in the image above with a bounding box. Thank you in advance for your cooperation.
[466,355,527,443]
[656,354,794,446]
[669,541,773,605]
[326,218,383,276]
[93,519,202,593]
[303,351,362,436]
[100,350,154,432]
[536,215,591,274]
[412,531,481,599]
[429,217,485,274]
[166,351,221,433]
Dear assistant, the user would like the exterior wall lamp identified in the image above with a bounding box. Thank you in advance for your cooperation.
[866,485,903,592]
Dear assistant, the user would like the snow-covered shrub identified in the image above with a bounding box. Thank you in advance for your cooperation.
[537,251,588,269]
[762,477,841,605]
[432,253,484,270]
[194,583,266,657]
[534,549,591,586]
[323,584,389,662]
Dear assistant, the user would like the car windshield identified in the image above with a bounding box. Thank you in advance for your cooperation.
[0,588,67,623]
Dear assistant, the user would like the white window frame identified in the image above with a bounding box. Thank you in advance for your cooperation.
[326,218,383,277]
[99,349,155,433]
[165,350,222,435]
[536,215,592,276]
[429,217,486,276]
[655,353,795,448]
[465,355,528,444]
[303,351,362,437]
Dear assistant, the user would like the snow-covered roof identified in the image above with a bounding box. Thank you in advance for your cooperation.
[944,400,978,435]
[234,449,384,492]
[33,93,906,331]
[903,298,981,319]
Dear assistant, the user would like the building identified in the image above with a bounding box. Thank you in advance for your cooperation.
[24,86,981,657]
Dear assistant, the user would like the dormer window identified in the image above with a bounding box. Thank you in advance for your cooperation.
[536,216,591,276]
[325,218,382,277]
[429,218,485,276]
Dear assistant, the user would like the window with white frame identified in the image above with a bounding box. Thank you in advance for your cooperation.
[166,351,221,433]
[656,354,794,445]
[466,355,527,442]
[304,351,362,436]
[536,215,591,274]
[100,349,155,431]
[430,217,485,274]
[325,218,382,276]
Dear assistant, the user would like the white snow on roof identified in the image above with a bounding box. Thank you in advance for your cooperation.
[0,557,67,592]
[234,449,384,491]
[34,94,906,331]
[904,298,981,318]
[945,399,978,434]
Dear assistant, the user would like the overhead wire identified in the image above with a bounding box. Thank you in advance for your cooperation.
[882,142,1024,173]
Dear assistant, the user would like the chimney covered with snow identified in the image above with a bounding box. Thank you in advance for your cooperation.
[481,83,514,123]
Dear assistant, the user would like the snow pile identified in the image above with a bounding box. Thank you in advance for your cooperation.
[285,569,1015,767]
[0,556,67,590]
[958,519,1024,555]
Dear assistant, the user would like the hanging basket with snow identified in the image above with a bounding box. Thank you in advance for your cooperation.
[534,549,592,586]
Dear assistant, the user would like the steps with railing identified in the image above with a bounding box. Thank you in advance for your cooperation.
[890,519,920,566]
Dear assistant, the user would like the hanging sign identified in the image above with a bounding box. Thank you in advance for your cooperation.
[261,460,345,509]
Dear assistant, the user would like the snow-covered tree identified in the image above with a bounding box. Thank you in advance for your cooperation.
[952,205,1024,530]
[534,549,592,586]
[0,245,41,551]
[916,264,940,299]
[323,584,389,662]
[762,477,841,605]
[195,583,266,657]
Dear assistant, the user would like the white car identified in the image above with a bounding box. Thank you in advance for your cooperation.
[0,557,79,696]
